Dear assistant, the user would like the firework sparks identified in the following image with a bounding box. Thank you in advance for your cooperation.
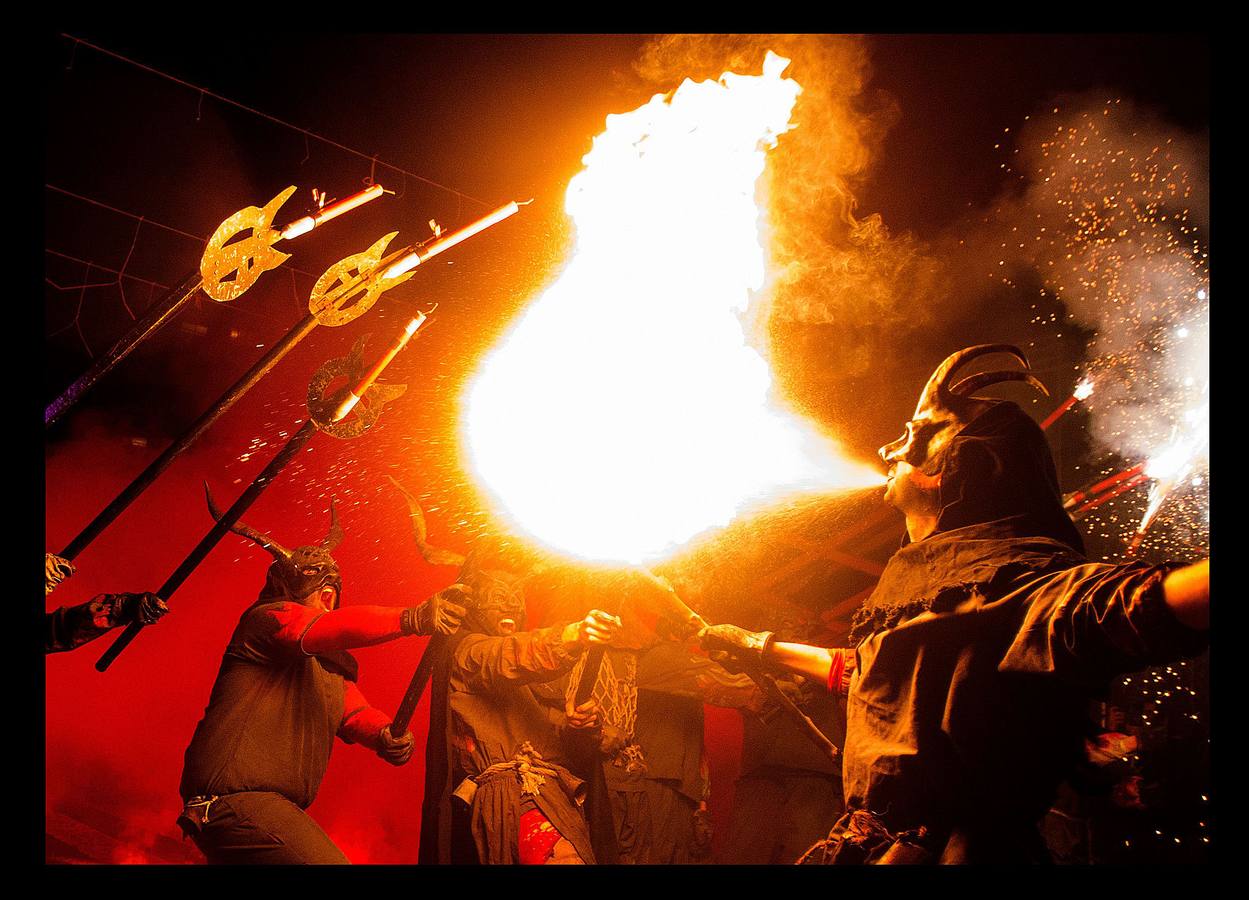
[462,52,881,564]
[1137,408,1209,536]
[1041,376,1095,430]
[993,99,1209,555]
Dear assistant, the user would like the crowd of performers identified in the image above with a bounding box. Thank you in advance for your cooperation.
[45,345,1210,865]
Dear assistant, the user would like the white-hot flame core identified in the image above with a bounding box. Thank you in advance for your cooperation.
[1074,379,1095,402]
[463,53,882,564]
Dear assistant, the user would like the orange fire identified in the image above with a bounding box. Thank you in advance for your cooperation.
[463,52,882,563]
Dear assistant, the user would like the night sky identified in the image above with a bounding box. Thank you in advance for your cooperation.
[43,33,1210,865]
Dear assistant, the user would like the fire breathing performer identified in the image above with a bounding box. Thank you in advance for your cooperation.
[176,498,466,865]
[44,552,169,653]
[700,344,1210,864]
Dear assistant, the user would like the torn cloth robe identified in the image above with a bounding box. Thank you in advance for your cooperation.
[425,625,596,864]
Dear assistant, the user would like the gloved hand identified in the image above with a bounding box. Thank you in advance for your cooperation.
[564,609,623,648]
[112,592,170,626]
[698,624,774,662]
[377,724,414,766]
[404,584,469,636]
[45,553,75,596]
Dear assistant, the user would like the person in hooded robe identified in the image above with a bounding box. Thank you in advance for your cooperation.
[421,538,623,865]
[177,493,465,864]
[701,345,1210,864]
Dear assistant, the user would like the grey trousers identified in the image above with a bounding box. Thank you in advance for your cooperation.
[181,791,350,865]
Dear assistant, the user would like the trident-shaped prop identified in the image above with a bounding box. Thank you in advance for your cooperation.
[95,317,425,672]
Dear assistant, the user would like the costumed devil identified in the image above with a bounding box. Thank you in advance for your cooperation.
[44,552,169,653]
[700,345,1210,864]
[393,479,623,866]
[176,491,466,864]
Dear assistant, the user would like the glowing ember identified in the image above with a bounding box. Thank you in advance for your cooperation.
[463,52,881,563]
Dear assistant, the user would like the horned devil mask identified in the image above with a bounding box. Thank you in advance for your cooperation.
[878,344,1049,475]
[387,476,535,636]
[205,484,345,605]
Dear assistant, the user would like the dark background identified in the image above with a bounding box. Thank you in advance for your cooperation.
[43,33,1209,864]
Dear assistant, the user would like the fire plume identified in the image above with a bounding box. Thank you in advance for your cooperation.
[463,52,881,564]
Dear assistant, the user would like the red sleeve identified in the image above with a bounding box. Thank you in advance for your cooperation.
[300,606,406,655]
[338,681,393,749]
[227,602,322,664]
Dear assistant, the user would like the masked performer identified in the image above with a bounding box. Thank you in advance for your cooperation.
[701,345,1210,864]
[44,552,169,653]
[411,530,622,865]
[177,495,465,865]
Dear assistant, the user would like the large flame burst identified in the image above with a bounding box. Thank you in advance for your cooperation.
[463,52,881,564]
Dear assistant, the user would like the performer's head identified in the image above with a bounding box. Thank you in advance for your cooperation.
[205,484,345,607]
[878,345,1082,551]
[458,537,537,636]
[259,540,343,610]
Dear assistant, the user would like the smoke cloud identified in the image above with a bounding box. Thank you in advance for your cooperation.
[636,34,946,382]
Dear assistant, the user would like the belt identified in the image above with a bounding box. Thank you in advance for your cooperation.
[179,794,220,829]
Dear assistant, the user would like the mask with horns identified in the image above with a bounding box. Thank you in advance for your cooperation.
[387,476,541,635]
[878,344,1049,475]
[205,484,345,606]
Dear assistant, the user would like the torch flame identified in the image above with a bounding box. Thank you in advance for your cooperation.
[463,52,881,564]
[1074,378,1095,402]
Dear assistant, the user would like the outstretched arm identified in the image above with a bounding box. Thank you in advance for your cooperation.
[1003,561,1209,685]
[45,592,168,654]
[698,625,856,694]
[1164,559,1209,630]
[453,610,622,693]
[295,586,468,654]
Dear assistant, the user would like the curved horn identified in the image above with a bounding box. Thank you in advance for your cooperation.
[320,499,345,551]
[203,481,292,562]
[917,343,1031,412]
[950,369,1050,399]
[387,476,467,568]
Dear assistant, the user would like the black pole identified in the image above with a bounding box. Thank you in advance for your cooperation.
[59,314,319,563]
[574,646,606,706]
[746,667,840,761]
[45,270,204,428]
[391,632,450,734]
[95,418,318,671]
